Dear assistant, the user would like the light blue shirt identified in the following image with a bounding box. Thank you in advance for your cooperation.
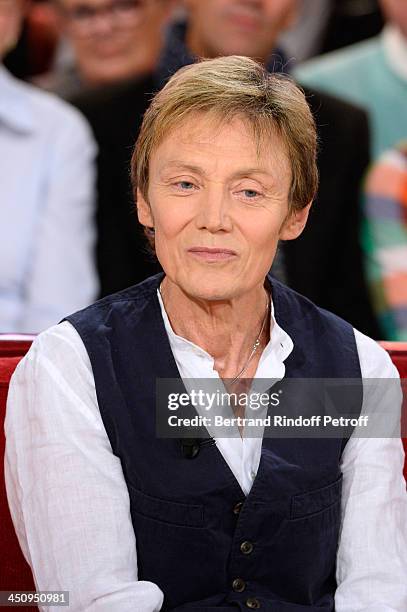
[294,26,407,160]
[0,65,98,333]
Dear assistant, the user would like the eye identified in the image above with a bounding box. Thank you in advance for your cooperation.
[175,181,196,191]
[242,189,261,198]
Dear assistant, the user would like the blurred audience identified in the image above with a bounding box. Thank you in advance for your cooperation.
[0,0,98,333]
[3,0,59,78]
[277,0,332,64]
[72,0,379,337]
[362,143,407,340]
[295,0,407,160]
[320,0,383,55]
[279,0,383,64]
[36,0,174,98]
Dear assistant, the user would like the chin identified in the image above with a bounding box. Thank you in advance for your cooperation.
[180,276,239,302]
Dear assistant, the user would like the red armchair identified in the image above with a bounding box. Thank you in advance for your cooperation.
[1,337,407,599]
[0,336,36,607]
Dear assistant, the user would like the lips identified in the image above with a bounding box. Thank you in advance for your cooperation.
[187,247,238,262]
[225,7,261,31]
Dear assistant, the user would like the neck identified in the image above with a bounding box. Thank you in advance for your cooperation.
[383,23,407,82]
[160,277,271,378]
[184,23,275,67]
[185,27,216,61]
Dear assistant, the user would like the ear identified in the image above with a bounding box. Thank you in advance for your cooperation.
[279,201,312,241]
[136,188,154,228]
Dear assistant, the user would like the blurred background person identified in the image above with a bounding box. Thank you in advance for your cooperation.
[72,0,380,338]
[35,0,174,98]
[295,0,407,161]
[278,0,383,64]
[3,0,385,81]
[295,0,407,341]
[0,0,98,333]
[3,0,59,79]
[362,143,407,341]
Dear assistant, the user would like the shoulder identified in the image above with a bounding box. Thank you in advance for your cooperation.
[353,327,399,379]
[300,84,368,124]
[65,273,163,328]
[272,277,357,339]
[294,36,381,85]
[69,73,156,140]
[13,320,92,379]
[16,77,93,141]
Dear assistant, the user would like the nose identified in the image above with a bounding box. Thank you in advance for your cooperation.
[195,186,233,233]
[89,12,115,37]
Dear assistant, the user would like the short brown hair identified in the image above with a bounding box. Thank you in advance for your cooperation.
[131,55,318,246]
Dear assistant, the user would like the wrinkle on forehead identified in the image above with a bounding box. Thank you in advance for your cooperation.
[151,113,292,195]
[154,110,291,171]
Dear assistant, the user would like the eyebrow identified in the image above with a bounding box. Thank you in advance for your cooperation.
[159,162,273,180]
[159,162,207,177]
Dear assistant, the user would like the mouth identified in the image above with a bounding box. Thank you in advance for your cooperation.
[187,247,238,262]
[225,7,261,31]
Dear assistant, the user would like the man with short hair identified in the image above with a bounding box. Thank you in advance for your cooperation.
[37,0,174,98]
[73,0,380,339]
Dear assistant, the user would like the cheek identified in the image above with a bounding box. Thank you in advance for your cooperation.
[72,38,95,59]
[116,27,142,49]
[0,18,6,42]
[243,211,284,248]
[264,0,294,27]
[154,200,195,239]
[154,195,199,233]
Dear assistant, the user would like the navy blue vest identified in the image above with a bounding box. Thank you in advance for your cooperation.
[65,273,362,611]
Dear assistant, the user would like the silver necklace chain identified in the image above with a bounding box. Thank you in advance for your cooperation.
[159,284,270,384]
[229,295,270,384]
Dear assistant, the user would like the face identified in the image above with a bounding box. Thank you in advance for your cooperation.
[185,0,298,63]
[137,114,310,301]
[0,0,25,59]
[57,0,172,85]
[380,0,407,39]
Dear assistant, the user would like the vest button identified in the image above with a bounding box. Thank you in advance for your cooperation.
[232,577,246,592]
[233,501,243,515]
[240,540,254,554]
[246,597,260,608]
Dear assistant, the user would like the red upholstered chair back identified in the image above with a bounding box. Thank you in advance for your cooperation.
[379,342,407,482]
[0,336,36,608]
[379,342,407,377]
[0,338,406,600]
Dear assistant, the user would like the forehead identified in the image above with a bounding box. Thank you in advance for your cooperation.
[150,113,291,179]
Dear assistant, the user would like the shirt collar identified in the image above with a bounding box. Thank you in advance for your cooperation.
[382,24,407,83]
[155,20,289,90]
[0,64,34,133]
[156,286,294,369]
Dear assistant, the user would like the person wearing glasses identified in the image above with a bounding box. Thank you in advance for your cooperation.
[36,0,174,98]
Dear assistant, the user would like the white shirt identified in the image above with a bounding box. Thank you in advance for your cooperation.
[4,290,407,611]
[0,65,98,333]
